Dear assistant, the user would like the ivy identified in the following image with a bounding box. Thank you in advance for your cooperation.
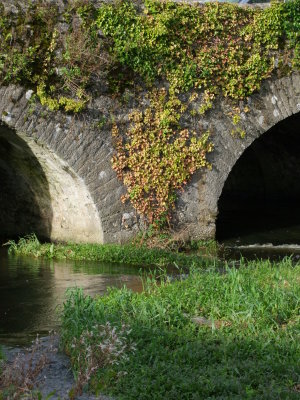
[0,2,59,85]
[0,0,299,228]
[112,89,213,225]
[97,0,299,101]
[0,0,110,113]
[97,0,299,226]
[282,0,300,68]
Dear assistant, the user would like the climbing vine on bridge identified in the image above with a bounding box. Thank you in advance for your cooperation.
[112,89,213,225]
[98,0,299,103]
[0,0,299,227]
[0,1,110,112]
[98,0,299,225]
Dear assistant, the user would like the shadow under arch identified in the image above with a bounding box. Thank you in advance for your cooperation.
[0,121,103,244]
[216,112,300,244]
[0,123,52,241]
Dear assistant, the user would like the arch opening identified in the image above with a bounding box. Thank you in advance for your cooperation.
[216,112,300,244]
[0,123,103,243]
[0,124,52,241]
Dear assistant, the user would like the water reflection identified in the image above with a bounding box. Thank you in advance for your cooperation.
[0,248,143,345]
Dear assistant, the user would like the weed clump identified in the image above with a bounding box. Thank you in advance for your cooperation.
[68,322,136,396]
[0,334,57,399]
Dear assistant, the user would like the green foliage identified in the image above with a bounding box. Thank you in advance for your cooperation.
[61,258,300,399]
[0,0,110,113]
[7,235,217,268]
[0,0,299,224]
[97,0,299,99]
[97,0,299,225]
[0,2,59,84]
[112,88,213,224]
[282,0,300,68]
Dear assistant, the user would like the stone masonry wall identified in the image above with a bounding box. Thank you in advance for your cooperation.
[0,72,299,243]
[0,0,299,243]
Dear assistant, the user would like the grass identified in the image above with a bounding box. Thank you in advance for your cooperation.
[6,234,218,269]
[61,257,300,399]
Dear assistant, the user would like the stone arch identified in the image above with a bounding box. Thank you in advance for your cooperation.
[0,84,139,244]
[1,72,299,244]
[0,89,103,243]
[175,72,300,241]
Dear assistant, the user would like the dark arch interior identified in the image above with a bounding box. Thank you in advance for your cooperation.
[216,112,300,245]
[0,124,52,242]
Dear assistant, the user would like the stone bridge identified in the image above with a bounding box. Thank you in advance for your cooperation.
[0,71,299,243]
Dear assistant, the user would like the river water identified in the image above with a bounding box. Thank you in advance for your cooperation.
[0,248,143,346]
[1,229,300,347]
[222,224,300,260]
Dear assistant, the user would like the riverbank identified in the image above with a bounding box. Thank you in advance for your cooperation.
[6,235,219,269]
[4,237,300,398]
[0,336,113,399]
[61,257,300,399]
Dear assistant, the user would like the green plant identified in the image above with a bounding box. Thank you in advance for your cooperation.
[67,320,136,396]
[0,0,299,225]
[6,233,42,256]
[97,0,299,225]
[6,235,217,268]
[97,0,299,99]
[61,258,300,399]
[112,88,213,225]
[0,1,111,113]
